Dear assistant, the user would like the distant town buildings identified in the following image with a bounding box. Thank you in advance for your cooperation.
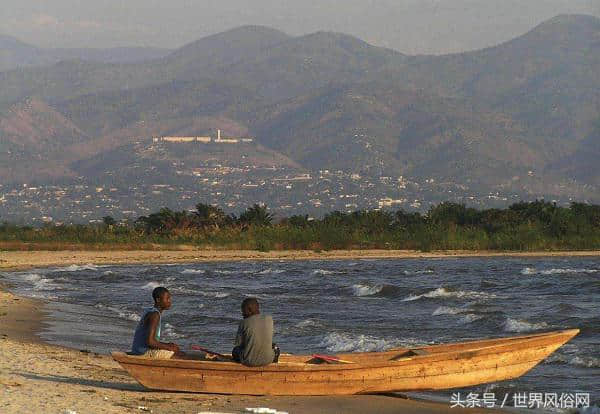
[152,129,254,144]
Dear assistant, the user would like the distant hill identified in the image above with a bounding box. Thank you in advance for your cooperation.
[382,14,600,148]
[247,81,554,187]
[0,97,90,182]
[0,16,598,201]
[162,25,291,79]
[216,31,406,101]
[0,34,171,72]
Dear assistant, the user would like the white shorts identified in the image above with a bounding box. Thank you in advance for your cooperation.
[142,349,174,359]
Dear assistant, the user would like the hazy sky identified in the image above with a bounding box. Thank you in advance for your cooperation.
[2,0,599,54]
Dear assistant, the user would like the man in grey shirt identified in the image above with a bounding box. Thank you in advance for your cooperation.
[232,298,280,366]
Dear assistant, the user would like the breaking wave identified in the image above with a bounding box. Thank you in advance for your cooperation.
[181,269,205,274]
[295,319,323,329]
[403,269,435,275]
[163,322,185,339]
[545,353,600,368]
[503,318,549,332]
[170,285,230,298]
[54,264,100,272]
[95,304,141,322]
[312,269,345,276]
[402,287,495,302]
[319,332,399,352]
[521,267,598,275]
[256,268,285,275]
[432,306,464,316]
[459,314,485,324]
[199,291,230,299]
[141,281,162,290]
[432,306,485,324]
[21,273,61,291]
[351,284,383,297]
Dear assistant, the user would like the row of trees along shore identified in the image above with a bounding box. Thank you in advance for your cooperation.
[1,201,600,251]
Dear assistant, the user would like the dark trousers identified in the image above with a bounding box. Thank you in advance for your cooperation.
[232,345,243,362]
[232,344,280,363]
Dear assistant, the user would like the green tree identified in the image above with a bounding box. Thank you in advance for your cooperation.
[239,204,273,226]
[194,203,233,230]
[102,216,116,226]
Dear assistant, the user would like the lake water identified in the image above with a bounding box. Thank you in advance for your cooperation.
[2,257,598,408]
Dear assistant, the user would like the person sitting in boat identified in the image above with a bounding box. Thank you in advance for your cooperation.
[232,297,280,366]
[130,286,181,359]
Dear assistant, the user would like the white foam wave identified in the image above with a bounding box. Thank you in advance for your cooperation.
[351,284,383,297]
[169,285,229,298]
[295,319,322,329]
[33,278,55,290]
[312,269,344,276]
[403,269,435,275]
[181,269,205,274]
[200,291,230,298]
[21,273,61,291]
[163,322,185,339]
[432,306,464,316]
[94,304,141,322]
[141,281,162,290]
[570,356,600,368]
[27,292,58,300]
[54,264,100,272]
[169,286,197,295]
[503,318,549,333]
[319,332,399,352]
[545,353,600,368]
[256,268,285,275]
[521,267,598,275]
[102,270,116,276]
[402,287,495,302]
[22,273,42,283]
[120,312,141,322]
[459,314,484,324]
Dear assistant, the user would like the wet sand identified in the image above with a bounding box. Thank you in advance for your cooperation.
[2,248,599,272]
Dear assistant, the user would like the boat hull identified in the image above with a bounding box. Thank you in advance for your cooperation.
[112,329,578,395]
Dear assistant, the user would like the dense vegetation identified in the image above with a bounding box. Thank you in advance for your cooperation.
[2,201,600,251]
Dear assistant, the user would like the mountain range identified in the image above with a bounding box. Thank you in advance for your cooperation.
[0,15,599,201]
[0,34,171,72]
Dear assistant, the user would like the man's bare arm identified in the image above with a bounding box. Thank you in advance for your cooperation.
[145,312,180,352]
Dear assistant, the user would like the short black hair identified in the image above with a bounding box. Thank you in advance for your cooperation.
[241,297,259,311]
[152,286,169,301]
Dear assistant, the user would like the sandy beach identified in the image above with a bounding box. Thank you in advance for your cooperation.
[0,289,500,414]
[2,248,600,272]
[2,249,596,413]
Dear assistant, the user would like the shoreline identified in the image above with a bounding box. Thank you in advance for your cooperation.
[2,248,600,272]
[0,256,508,413]
[0,291,499,414]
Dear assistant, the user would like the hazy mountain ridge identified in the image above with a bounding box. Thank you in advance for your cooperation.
[0,34,171,72]
[0,15,598,201]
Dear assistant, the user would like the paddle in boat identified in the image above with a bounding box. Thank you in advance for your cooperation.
[112,328,579,395]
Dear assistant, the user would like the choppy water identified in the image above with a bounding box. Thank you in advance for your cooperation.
[1,257,598,407]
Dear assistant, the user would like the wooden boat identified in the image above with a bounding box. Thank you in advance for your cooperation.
[112,329,578,395]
